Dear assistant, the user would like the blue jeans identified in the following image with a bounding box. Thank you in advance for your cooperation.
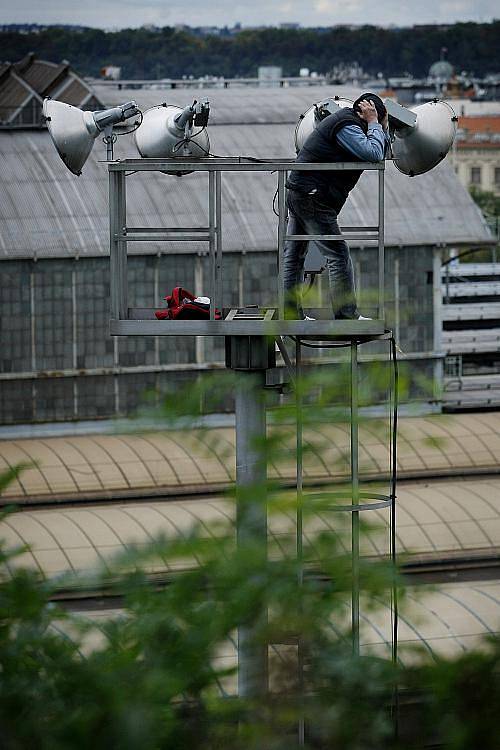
[283,189,358,319]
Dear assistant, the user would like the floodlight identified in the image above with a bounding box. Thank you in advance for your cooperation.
[294,96,351,152]
[386,99,457,176]
[43,98,140,176]
[134,100,210,175]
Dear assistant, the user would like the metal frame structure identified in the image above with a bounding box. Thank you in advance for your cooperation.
[107,156,397,720]
[108,156,386,338]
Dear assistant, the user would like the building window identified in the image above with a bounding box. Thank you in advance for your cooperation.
[495,167,500,187]
[470,166,481,185]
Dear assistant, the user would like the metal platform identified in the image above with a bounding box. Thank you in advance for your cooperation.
[111,310,386,338]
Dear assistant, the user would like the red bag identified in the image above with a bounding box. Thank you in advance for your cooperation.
[155,287,221,320]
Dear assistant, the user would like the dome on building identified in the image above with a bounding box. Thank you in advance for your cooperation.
[429,59,454,80]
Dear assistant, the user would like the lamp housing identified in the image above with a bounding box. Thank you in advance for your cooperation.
[43,98,140,175]
[134,100,210,175]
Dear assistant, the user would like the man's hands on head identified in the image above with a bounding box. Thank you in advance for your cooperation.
[357,99,379,125]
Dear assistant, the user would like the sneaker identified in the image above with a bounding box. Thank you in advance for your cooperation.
[336,312,372,321]
[284,308,316,321]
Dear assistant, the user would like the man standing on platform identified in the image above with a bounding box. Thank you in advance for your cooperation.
[284,93,389,320]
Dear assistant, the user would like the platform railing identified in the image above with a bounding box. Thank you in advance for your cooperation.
[108,156,385,338]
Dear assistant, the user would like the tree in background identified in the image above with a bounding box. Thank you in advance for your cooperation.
[1,21,499,79]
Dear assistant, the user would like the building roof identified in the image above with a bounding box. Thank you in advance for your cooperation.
[0,54,103,127]
[447,100,500,117]
[2,476,500,674]
[457,115,500,148]
[0,80,492,257]
[0,126,491,260]
[14,55,69,97]
[1,412,500,503]
[89,81,364,126]
[2,475,499,579]
[70,580,500,675]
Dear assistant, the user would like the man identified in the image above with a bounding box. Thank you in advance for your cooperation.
[284,93,389,320]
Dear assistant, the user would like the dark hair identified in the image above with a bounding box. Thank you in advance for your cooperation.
[353,92,387,121]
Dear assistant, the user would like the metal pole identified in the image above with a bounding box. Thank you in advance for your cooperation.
[117,170,128,319]
[235,368,268,698]
[71,265,78,418]
[208,170,216,320]
[296,338,305,746]
[215,170,223,314]
[104,134,114,162]
[109,169,128,320]
[378,167,385,320]
[351,341,360,656]
[109,170,120,320]
[277,170,287,319]
[296,338,303,581]
[109,168,126,414]
[394,257,400,342]
[30,270,37,421]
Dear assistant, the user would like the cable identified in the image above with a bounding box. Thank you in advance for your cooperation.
[117,109,144,136]
[272,187,279,217]
[287,336,353,349]
[172,126,209,154]
[390,335,398,661]
[293,117,302,154]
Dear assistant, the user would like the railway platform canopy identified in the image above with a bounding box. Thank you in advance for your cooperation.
[1,475,499,581]
[1,411,499,504]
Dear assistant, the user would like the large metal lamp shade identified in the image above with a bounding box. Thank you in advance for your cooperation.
[43,98,140,176]
[134,103,210,175]
[43,99,98,176]
[294,97,352,152]
[390,100,457,176]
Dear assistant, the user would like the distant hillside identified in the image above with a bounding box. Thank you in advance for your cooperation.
[1,22,499,79]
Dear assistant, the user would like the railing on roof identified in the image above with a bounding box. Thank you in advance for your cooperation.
[89,75,330,90]
[108,156,386,338]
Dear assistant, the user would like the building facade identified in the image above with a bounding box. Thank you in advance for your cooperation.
[449,115,500,195]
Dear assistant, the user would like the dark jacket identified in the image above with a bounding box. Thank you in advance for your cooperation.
[287,108,369,212]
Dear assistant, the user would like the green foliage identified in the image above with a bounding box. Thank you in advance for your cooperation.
[469,186,500,219]
[0,462,31,495]
[406,639,500,750]
[2,21,499,78]
[0,499,399,749]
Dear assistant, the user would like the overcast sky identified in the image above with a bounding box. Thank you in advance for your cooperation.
[0,0,497,29]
